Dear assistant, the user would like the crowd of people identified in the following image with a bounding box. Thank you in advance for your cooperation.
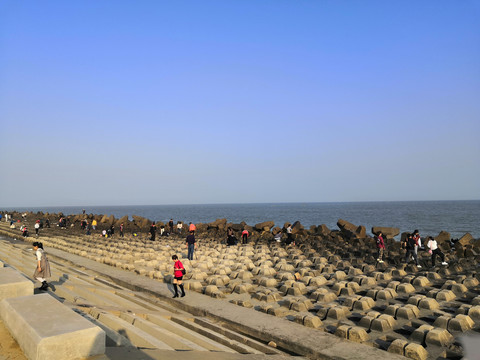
[374,229,448,268]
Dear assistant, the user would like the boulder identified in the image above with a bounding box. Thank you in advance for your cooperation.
[458,233,474,246]
[436,231,451,243]
[371,226,400,239]
[208,218,227,229]
[337,219,366,239]
[254,221,274,232]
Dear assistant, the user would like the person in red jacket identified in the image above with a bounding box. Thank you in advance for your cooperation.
[172,254,185,298]
[375,231,386,263]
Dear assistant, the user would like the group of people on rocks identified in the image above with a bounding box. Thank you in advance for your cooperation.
[374,229,448,268]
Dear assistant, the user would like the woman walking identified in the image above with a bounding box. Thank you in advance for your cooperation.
[172,255,185,298]
[33,242,51,290]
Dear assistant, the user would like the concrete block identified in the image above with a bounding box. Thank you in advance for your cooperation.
[377,288,397,300]
[353,296,375,311]
[448,315,474,332]
[0,293,105,360]
[397,283,415,294]
[348,326,369,343]
[0,267,34,300]
[436,290,456,301]
[433,315,451,329]
[411,324,433,344]
[303,315,322,329]
[396,305,420,320]
[418,298,440,310]
[412,276,431,287]
[405,343,428,360]
[334,325,349,339]
[388,339,408,355]
[425,328,454,347]
[468,305,480,321]
[371,316,394,332]
[407,295,425,306]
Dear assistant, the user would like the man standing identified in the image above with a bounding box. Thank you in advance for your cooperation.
[186,230,196,260]
[168,219,174,235]
[150,222,157,241]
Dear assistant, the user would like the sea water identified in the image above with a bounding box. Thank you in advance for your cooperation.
[4,200,479,239]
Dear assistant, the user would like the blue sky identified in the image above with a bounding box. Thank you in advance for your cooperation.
[0,1,479,207]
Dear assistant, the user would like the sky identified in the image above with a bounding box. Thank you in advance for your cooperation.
[0,1,479,207]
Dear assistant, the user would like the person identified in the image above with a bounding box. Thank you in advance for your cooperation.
[413,230,422,255]
[426,236,448,266]
[160,225,165,236]
[34,220,40,237]
[285,224,295,245]
[189,222,196,234]
[177,221,183,234]
[45,218,50,228]
[186,230,196,260]
[169,219,174,234]
[22,226,29,237]
[150,222,157,241]
[102,229,107,237]
[375,231,385,263]
[109,224,115,237]
[242,229,249,244]
[85,222,91,235]
[227,227,236,246]
[404,233,421,267]
[172,255,185,298]
[33,242,51,290]
[274,231,282,242]
[119,223,124,237]
[92,219,97,230]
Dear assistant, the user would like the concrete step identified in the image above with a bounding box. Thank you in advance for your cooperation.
[193,318,284,355]
[119,312,210,351]
[89,308,174,350]
[146,313,236,352]
[170,317,264,354]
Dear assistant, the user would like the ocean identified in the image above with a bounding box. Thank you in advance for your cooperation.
[3,200,479,240]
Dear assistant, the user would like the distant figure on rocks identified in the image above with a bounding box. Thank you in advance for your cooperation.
[35,221,40,237]
[242,229,249,244]
[110,224,115,237]
[169,219,174,234]
[375,231,385,263]
[120,223,124,237]
[186,230,196,260]
[177,221,183,234]
[150,222,157,241]
[274,231,282,242]
[92,219,97,230]
[227,227,237,246]
[285,224,295,246]
[413,230,422,255]
[426,236,448,266]
[189,222,196,234]
[22,226,29,237]
[85,222,91,235]
[45,219,50,228]
[172,254,185,298]
[33,242,51,291]
[404,233,421,268]
[160,225,166,237]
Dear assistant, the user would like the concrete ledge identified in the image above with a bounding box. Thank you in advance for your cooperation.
[0,267,33,300]
[0,293,105,360]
